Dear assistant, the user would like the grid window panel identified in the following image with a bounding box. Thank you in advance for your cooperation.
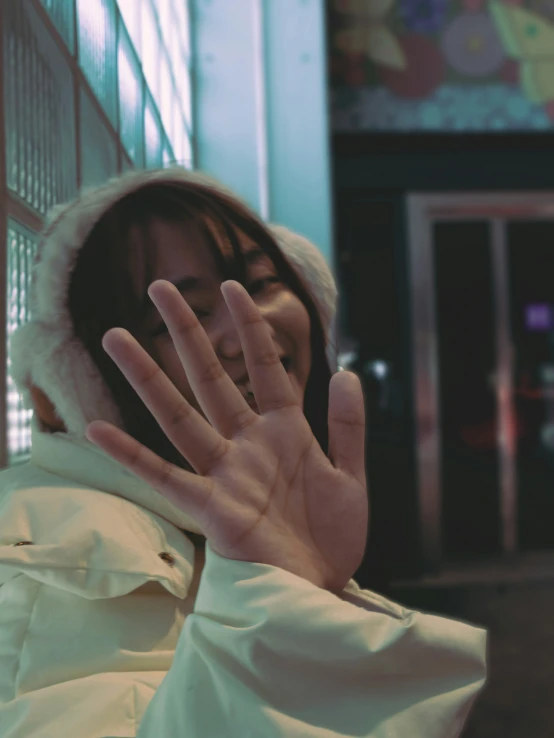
[77,0,118,126]
[171,103,181,161]
[172,0,190,62]
[158,0,172,48]
[80,88,118,189]
[177,53,192,132]
[116,0,141,56]
[6,220,38,465]
[120,149,134,172]
[159,52,173,142]
[170,112,192,168]
[144,96,163,169]
[118,27,144,166]
[3,0,77,214]
[40,0,75,53]
[162,138,174,167]
[168,18,187,87]
[141,0,160,102]
[181,131,193,169]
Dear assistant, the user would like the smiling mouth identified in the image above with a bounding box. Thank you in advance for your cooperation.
[280,356,292,373]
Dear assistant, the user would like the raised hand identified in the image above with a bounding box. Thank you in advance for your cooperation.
[85,280,368,594]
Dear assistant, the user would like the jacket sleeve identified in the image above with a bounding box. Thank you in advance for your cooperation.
[137,543,488,738]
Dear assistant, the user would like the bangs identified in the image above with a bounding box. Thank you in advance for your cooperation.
[113,186,257,310]
[108,182,300,323]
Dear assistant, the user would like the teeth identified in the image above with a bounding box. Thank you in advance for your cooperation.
[238,380,253,398]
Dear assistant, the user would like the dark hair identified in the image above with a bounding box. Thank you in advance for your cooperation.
[67,180,332,483]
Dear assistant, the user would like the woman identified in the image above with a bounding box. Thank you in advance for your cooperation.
[0,167,487,737]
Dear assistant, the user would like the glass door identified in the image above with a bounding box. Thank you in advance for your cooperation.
[507,221,554,551]
[407,194,554,573]
[432,220,501,561]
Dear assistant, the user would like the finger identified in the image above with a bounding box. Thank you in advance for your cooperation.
[101,327,229,475]
[85,420,212,526]
[148,281,256,438]
[220,280,297,413]
[327,371,366,485]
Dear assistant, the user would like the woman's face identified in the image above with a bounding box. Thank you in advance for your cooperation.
[132,218,312,417]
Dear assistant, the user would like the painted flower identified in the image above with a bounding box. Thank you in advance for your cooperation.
[398,0,450,34]
[490,0,554,104]
[333,0,407,71]
[378,34,445,99]
[441,11,506,77]
[530,0,554,22]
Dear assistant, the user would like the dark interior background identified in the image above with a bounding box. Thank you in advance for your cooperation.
[333,132,554,589]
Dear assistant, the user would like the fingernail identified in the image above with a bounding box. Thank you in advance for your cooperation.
[148,282,162,301]
[221,280,240,296]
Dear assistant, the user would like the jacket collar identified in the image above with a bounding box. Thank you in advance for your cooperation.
[0,420,199,599]
[30,418,204,535]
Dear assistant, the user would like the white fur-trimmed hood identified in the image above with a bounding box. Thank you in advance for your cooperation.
[9,166,339,441]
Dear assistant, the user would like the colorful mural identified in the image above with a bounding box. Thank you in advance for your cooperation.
[329,0,554,131]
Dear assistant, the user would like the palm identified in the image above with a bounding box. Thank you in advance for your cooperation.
[86,280,368,593]
[203,403,367,592]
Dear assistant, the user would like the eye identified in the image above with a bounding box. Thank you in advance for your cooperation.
[152,309,210,337]
[248,276,281,295]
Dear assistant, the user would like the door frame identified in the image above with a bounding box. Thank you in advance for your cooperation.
[407,192,554,574]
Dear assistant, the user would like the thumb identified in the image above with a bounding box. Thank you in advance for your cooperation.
[327,370,366,485]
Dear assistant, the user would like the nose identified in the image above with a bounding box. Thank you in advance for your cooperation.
[210,299,243,361]
[210,294,277,362]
